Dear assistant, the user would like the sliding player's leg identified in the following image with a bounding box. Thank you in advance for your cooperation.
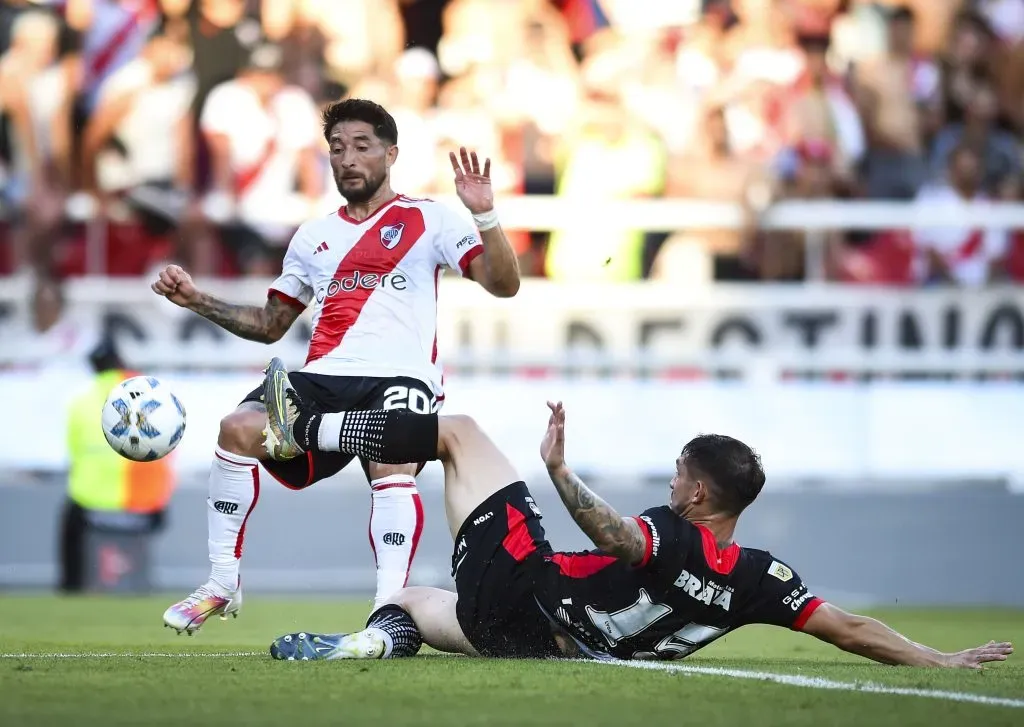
[270,587,480,661]
[263,365,561,659]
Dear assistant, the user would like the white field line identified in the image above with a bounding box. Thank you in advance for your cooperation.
[3,651,1021,709]
[585,659,1024,709]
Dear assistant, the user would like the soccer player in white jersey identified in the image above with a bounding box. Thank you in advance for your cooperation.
[153,98,521,634]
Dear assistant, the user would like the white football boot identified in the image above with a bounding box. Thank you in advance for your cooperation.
[162,581,242,635]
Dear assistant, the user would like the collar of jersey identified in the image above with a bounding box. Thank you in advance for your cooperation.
[337,194,402,225]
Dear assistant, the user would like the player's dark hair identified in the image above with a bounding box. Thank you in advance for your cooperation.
[681,434,765,516]
[321,98,398,145]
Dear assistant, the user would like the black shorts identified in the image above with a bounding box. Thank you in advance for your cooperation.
[452,482,561,659]
[240,373,439,489]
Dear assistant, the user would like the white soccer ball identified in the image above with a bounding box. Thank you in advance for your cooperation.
[101,376,186,461]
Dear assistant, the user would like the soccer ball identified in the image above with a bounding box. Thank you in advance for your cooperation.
[101,376,186,461]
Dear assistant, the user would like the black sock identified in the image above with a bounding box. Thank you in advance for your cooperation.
[337,409,439,464]
[292,409,322,452]
[365,605,422,658]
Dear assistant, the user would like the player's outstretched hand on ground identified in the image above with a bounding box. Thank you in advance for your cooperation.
[450,146,493,215]
[151,264,199,308]
[540,400,566,472]
[944,640,1014,669]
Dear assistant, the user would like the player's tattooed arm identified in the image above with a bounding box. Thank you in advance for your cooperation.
[548,465,648,564]
[189,293,300,344]
[541,400,648,564]
[151,264,302,343]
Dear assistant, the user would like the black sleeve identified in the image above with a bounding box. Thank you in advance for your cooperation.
[739,556,825,630]
[630,506,695,574]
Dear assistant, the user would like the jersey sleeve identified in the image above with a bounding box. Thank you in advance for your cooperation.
[268,227,314,310]
[433,203,483,278]
[630,506,694,573]
[278,86,320,151]
[740,556,824,631]
[198,81,236,136]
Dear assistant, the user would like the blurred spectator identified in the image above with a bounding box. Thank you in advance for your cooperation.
[851,4,938,199]
[271,0,329,98]
[5,276,100,373]
[655,104,771,282]
[312,0,405,86]
[544,90,665,282]
[0,0,1019,284]
[199,42,322,275]
[929,81,1020,191]
[182,0,261,121]
[756,138,845,280]
[81,31,196,261]
[723,0,804,90]
[780,33,865,187]
[388,47,442,196]
[0,8,75,272]
[940,10,997,126]
[68,0,162,116]
[912,144,1008,287]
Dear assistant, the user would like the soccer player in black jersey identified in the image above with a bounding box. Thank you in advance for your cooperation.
[263,358,1013,667]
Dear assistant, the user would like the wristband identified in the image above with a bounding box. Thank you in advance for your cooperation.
[472,209,499,231]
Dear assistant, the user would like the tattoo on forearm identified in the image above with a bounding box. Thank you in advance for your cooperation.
[191,294,295,344]
[550,468,646,562]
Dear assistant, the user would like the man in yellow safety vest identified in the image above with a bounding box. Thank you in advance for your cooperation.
[60,337,175,592]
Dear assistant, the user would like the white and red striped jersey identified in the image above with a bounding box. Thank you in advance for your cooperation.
[268,195,483,398]
[912,185,1008,287]
[77,0,160,111]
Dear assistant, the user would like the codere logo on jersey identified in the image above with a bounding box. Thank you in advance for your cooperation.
[380,222,405,249]
[316,271,409,302]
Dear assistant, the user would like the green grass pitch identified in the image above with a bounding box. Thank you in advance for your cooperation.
[1,595,1021,726]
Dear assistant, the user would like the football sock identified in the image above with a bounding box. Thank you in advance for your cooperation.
[207,447,260,594]
[364,605,423,658]
[368,476,424,609]
[310,409,440,464]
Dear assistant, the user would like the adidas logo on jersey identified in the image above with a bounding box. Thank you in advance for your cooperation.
[380,223,405,249]
[313,241,330,255]
[673,568,734,611]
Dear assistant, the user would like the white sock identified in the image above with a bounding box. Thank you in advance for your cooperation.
[207,447,260,595]
[319,412,345,452]
[368,475,424,608]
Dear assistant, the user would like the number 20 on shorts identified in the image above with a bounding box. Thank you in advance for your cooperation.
[382,385,439,415]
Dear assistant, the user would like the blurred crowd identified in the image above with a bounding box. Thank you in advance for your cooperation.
[0,0,1022,285]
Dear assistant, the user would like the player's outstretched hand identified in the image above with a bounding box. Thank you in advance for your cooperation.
[151,264,200,308]
[540,400,566,472]
[944,640,1014,669]
[450,146,493,215]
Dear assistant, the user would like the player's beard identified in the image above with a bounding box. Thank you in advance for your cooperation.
[336,170,386,204]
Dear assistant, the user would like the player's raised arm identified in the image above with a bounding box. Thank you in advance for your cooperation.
[150,264,302,344]
[800,602,1013,669]
[449,147,520,297]
[540,401,647,563]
